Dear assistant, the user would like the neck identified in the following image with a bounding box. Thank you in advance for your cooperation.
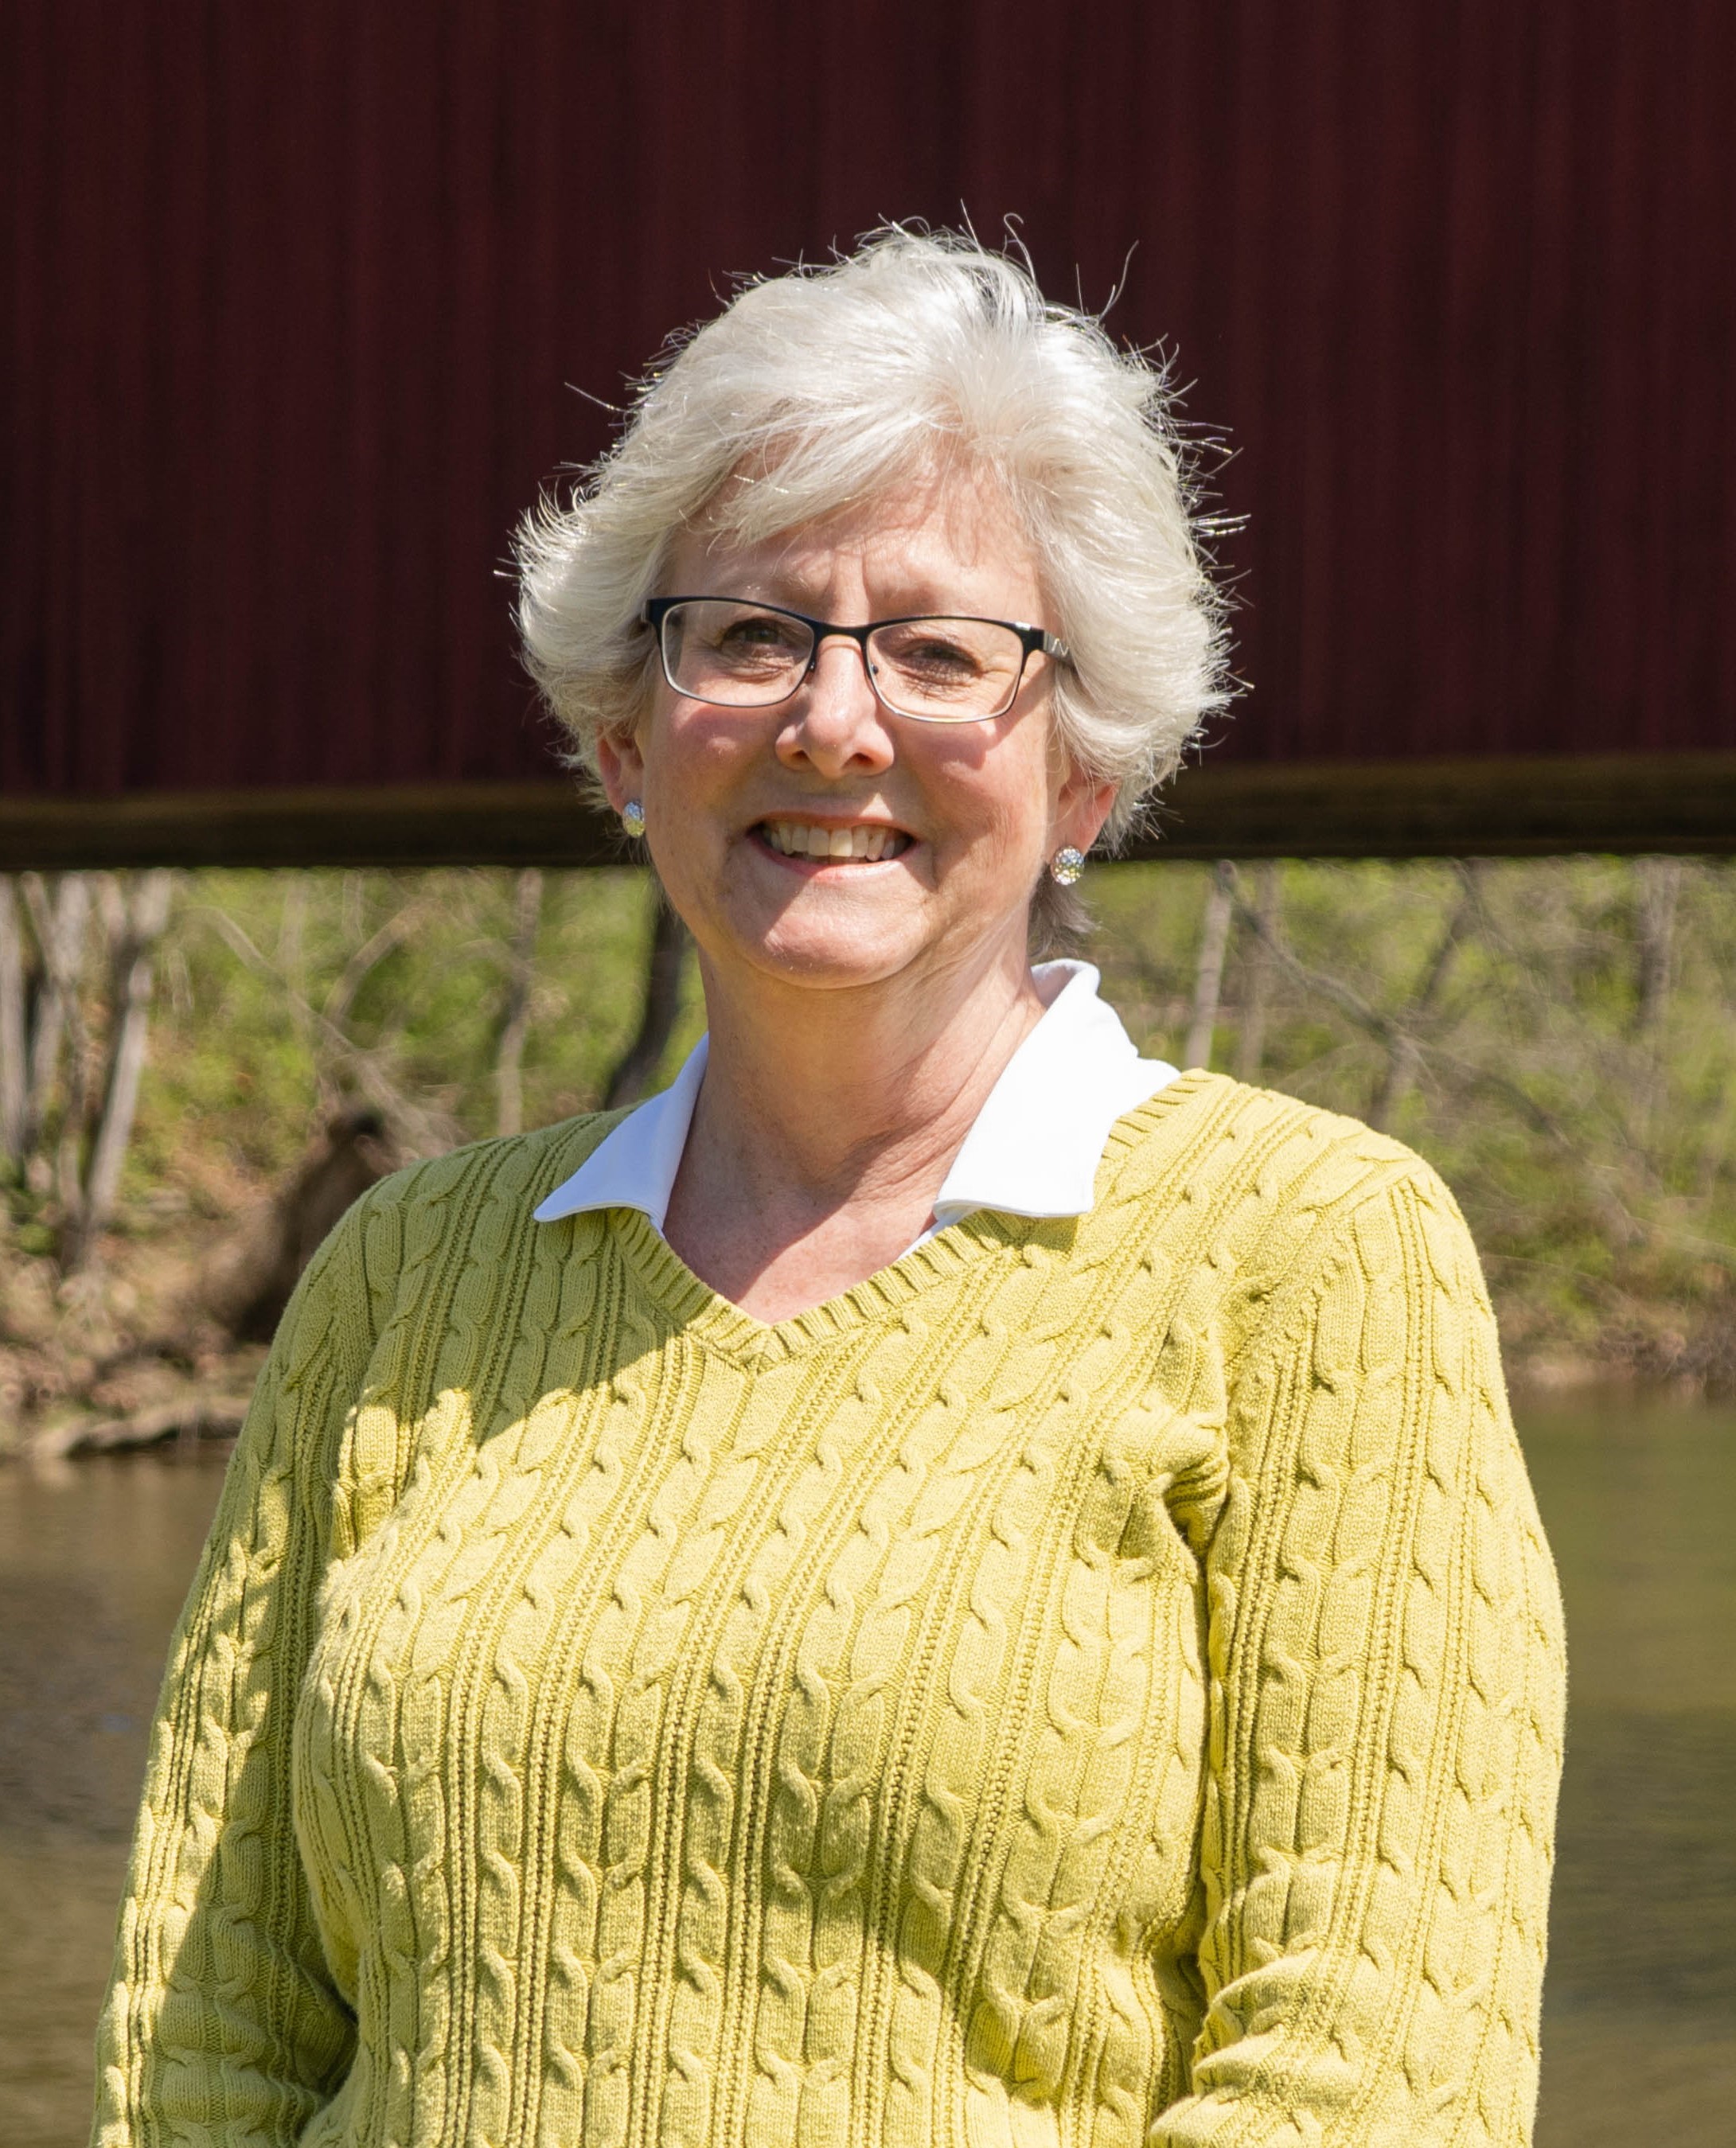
[663,933,1050,1320]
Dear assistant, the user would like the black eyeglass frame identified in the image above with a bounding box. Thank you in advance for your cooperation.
[639,595,1071,723]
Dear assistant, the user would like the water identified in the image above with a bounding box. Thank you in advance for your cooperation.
[0,1449,234,2148]
[2,1399,1730,2146]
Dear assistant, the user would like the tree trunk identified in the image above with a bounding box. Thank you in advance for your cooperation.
[1635,856,1683,1038]
[67,871,174,1266]
[1233,862,1280,1084]
[20,872,92,1156]
[495,867,544,1137]
[1184,862,1236,1072]
[1633,856,1685,1156]
[0,878,26,1165]
[603,888,691,1109]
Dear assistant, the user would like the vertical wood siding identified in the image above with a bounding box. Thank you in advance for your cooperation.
[3,0,1733,797]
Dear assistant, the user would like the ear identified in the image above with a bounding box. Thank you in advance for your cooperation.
[594,723,646,816]
[1051,762,1119,860]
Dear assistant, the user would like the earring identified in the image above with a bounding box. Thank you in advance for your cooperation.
[620,800,646,839]
[1049,846,1085,886]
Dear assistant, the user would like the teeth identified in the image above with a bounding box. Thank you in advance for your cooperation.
[763,821,906,862]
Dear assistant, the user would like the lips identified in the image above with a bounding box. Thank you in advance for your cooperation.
[756,820,912,863]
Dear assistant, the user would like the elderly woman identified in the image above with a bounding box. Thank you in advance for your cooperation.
[96,233,1563,2148]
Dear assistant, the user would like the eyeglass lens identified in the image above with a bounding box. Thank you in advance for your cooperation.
[658,599,1028,722]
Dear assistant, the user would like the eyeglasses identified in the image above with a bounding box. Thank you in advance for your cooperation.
[641,596,1070,724]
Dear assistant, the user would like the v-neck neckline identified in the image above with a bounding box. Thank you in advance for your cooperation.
[592,1075,1211,1368]
[606,1201,1017,1366]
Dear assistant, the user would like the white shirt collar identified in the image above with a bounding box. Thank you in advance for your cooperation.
[533,960,1178,1236]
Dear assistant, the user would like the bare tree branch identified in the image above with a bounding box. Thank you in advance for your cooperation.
[1229,875,1681,1263]
[322,899,430,1033]
[196,903,458,1157]
[1227,874,1582,1153]
[1368,863,1480,1131]
[275,875,314,1062]
[1229,875,1402,1046]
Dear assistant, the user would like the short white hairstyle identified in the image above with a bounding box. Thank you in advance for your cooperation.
[516,228,1228,844]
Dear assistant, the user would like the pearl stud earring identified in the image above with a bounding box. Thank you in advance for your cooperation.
[1049,846,1085,886]
[620,800,646,839]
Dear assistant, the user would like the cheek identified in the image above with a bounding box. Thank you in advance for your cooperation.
[644,705,763,808]
[924,733,1055,859]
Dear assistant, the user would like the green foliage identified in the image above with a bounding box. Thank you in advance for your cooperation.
[117,856,1736,1386]
[135,869,704,1195]
[1090,857,1736,1382]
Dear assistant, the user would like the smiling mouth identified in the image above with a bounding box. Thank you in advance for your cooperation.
[756,820,912,863]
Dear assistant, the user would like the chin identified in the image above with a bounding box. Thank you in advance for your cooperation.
[736,907,921,991]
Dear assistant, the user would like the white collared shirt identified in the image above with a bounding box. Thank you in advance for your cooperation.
[533,961,1179,1241]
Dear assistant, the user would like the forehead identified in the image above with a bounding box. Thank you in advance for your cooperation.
[667,463,1044,614]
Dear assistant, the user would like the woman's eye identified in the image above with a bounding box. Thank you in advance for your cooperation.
[719,617,802,655]
[901,637,978,676]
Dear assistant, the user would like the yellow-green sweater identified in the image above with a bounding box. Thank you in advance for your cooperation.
[94,1074,1565,2148]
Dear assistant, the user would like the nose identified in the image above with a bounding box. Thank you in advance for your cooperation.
[774,632,895,779]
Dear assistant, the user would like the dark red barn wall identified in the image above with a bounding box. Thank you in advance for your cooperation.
[3,0,1734,861]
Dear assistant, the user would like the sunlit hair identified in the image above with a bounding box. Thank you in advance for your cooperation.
[516,227,1229,847]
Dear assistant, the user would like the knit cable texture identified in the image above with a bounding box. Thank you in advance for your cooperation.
[92,1073,1565,2147]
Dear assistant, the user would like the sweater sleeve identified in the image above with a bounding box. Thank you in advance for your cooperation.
[1158,1160,1566,2148]
[91,1193,388,2147]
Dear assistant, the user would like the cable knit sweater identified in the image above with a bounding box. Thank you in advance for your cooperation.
[93,1073,1565,2148]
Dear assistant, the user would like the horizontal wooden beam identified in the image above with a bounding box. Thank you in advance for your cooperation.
[0,782,626,872]
[1131,752,1736,859]
[3,755,1734,871]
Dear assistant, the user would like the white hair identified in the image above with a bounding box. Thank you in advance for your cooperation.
[516,228,1228,844]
